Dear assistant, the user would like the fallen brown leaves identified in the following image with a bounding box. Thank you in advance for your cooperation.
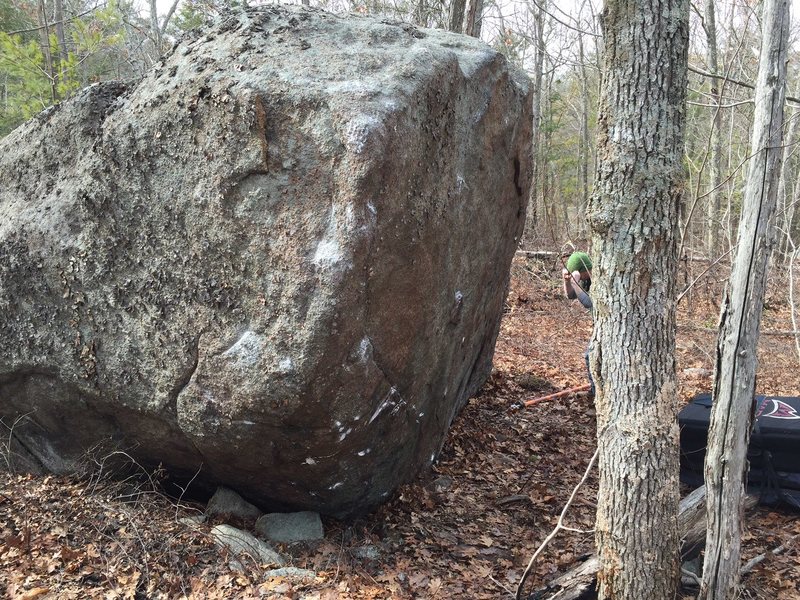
[1,259,798,599]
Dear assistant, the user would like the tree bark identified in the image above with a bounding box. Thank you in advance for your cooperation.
[149,0,162,55]
[699,0,790,598]
[577,31,590,219]
[36,0,57,104]
[462,0,483,38]
[586,0,689,597]
[776,93,797,263]
[53,0,68,64]
[523,1,545,246]
[448,0,465,33]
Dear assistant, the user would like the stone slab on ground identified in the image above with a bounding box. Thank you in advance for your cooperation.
[255,511,324,543]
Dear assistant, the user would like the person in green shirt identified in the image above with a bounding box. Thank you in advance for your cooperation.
[562,251,592,310]
[561,251,594,395]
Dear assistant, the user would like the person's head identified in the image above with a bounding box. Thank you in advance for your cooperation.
[566,251,592,290]
[566,251,592,276]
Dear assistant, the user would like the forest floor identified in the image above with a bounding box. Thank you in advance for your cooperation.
[2,255,800,600]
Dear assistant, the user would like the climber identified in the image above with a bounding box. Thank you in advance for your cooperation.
[561,251,594,395]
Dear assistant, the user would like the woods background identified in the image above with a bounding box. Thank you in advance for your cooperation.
[5,0,800,285]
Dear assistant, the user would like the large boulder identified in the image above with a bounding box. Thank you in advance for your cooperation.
[0,6,531,516]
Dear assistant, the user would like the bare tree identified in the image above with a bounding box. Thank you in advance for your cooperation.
[702,0,723,258]
[462,0,483,37]
[448,0,465,33]
[586,0,689,597]
[523,0,545,244]
[700,0,790,597]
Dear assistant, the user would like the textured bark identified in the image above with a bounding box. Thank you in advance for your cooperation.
[700,0,790,597]
[462,0,484,38]
[448,0,466,33]
[53,0,68,63]
[776,100,797,263]
[586,0,689,597]
[36,0,56,103]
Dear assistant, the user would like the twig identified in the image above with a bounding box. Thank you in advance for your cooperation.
[173,463,204,523]
[7,4,103,35]
[689,65,800,105]
[681,566,703,586]
[0,412,35,472]
[676,248,734,304]
[515,447,599,600]
[789,245,800,364]
[490,573,516,597]
[740,532,799,575]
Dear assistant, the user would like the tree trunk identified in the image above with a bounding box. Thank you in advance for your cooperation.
[577,31,590,220]
[149,0,162,55]
[586,0,689,597]
[53,0,68,64]
[523,1,545,246]
[448,0,465,33]
[699,0,790,598]
[462,0,483,38]
[704,0,723,259]
[36,0,57,104]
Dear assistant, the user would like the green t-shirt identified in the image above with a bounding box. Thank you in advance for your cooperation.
[566,251,592,273]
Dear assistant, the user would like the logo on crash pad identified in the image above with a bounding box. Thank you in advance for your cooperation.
[756,398,800,420]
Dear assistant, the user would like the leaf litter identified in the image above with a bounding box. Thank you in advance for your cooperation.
[1,257,798,599]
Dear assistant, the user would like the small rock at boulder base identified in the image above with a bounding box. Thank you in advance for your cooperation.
[0,6,531,516]
[206,487,264,520]
[255,511,324,543]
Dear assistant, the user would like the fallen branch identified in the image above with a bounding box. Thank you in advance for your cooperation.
[535,487,758,600]
[740,532,800,576]
[524,385,592,407]
[516,250,561,260]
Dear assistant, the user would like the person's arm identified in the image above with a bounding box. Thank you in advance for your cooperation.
[573,282,593,309]
[562,268,577,299]
[564,269,593,309]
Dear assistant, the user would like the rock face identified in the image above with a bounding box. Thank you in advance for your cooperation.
[0,6,531,516]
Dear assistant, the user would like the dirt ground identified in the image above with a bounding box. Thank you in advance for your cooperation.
[2,256,799,599]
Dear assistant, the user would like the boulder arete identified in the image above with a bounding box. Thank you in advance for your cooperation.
[0,6,531,516]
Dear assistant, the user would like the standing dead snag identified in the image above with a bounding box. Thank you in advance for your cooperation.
[586,0,689,598]
[700,0,790,598]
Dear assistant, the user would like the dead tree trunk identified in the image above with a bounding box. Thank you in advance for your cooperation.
[699,0,790,598]
[586,0,689,597]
